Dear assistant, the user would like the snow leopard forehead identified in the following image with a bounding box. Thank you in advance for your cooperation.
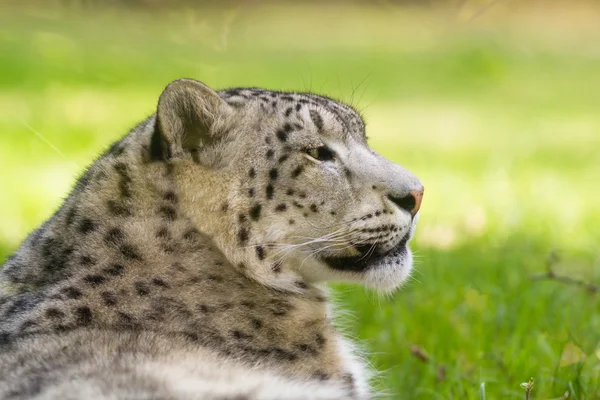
[218,88,367,144]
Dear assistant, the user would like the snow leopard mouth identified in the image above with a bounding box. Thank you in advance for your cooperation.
[321,231,410,272]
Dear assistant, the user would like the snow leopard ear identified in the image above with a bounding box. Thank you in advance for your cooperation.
[151,78,232,161]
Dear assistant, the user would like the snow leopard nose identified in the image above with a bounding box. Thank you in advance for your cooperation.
[387,187,424,216]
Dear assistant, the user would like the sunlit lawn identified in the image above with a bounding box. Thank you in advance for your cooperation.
[1,3,599,399]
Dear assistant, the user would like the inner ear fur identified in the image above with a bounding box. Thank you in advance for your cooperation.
[151,78,231,161]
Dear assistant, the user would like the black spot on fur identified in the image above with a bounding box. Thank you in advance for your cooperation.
[286,188,295,196]
[295,103,302,111]
[221,202,229,212]
[248,188,255,197]
[272,261,282,273]
[259,347,298,362]
[118,312,135,325]
[119,177,133,198]
[269,299,293,316]
[269,168,278,181]
[314,371,330,380]
[266,184,274,200]
[316,333,327,348]
[198,304,212,313]
[183,228,200,242]
[95,169,109,182]
[0,332,11,346]
[266,149,274,160]
[2,294,44,318]
[114,162,128,175]
[107,200,131,217]
[183,332,200,342]
[65,207,77,226]
[208,274,223,283]
[103,263,125,276]
[342,373,355,389]
[255,246,265,260]
[120,244,143,261]
[156,227,170,239]
[101,291,117,306]
[251,318,263,329]
[275,203,287,212]
[276,130,288,142]
[291,166,304,178]
[45,308,65,319]
[158,205,177,221]
[310,204,318,213]
[278,154,289,164]
[239,211,252,223]
[249,204,262,221]
[108,141,125,157]
[63,287,82,299]
[292,201,304,209]
[84,274,107,287]
[232,330,253,340]
[114,163,133,198]
[240,301,255,310]
[78,219,96,235]
[284,107,293,117]
[297,343,311,352]
[152,278,169,288]
[161,244,175,253]
[238,228,249,244]
[296,281,308,289]
[104,228,125,246]
[288,219,295,225]
[135,282,150,296]
[54,324,71,333]
[75,306,93,326]
[19,319,38,333]
[310,110,324,131]
[80,255,96,266]
[248,168,256,178]
[163,191,178,203]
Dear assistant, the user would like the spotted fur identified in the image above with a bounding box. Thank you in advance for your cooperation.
[0,79,423,399]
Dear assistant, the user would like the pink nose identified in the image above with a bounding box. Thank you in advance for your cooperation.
[410,187,424,215]
[388,187,424,216]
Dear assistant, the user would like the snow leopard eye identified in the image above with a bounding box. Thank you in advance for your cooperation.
[305,146,335,162]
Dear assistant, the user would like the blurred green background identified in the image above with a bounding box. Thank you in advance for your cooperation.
[1,1,599,398]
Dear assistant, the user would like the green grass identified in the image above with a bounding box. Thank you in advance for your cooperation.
[1,3,599,399]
